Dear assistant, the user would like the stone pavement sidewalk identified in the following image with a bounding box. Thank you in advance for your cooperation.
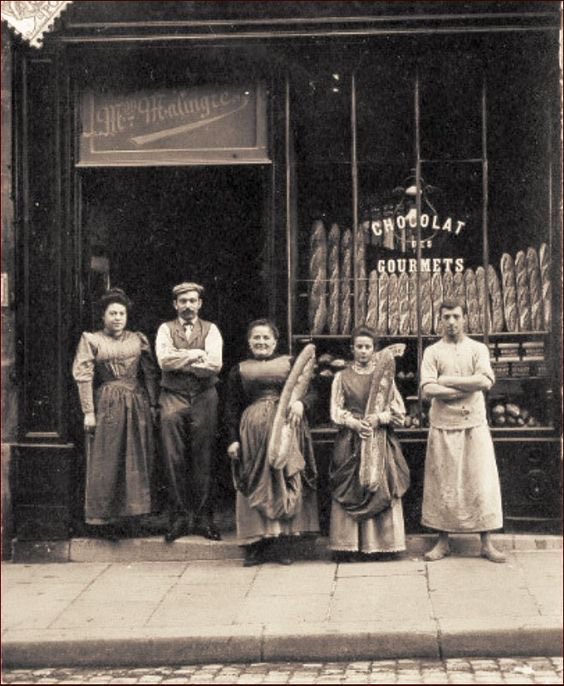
[2,547,562,668]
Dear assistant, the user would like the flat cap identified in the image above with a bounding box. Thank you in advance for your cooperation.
[172,281,204,297]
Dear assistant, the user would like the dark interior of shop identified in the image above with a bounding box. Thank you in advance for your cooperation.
[80,165,270,370]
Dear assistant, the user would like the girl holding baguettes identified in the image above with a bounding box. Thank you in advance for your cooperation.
[329,326,410,561]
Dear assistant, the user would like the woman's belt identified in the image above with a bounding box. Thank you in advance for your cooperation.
[98,378,140,392]
[253,392,280,402]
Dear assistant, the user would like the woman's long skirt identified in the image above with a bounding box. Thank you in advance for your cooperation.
[235,398,319,545]
[86,380,154,524]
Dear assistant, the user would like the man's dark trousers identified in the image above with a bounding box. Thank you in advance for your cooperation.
[159,386,218,528]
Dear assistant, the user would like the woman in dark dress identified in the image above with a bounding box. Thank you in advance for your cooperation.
[72,288,159,539]
[224,319,319,566]
[329,326,409,560]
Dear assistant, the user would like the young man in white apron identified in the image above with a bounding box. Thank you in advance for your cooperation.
[420,299,505,563]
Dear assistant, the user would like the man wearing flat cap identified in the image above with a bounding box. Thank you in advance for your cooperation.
[156,282,223,542]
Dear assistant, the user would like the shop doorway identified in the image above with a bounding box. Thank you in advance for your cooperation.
[78,165,272,526]
[81,165,271,369]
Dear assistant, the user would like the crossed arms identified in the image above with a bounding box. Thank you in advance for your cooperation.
[422,374,492,401]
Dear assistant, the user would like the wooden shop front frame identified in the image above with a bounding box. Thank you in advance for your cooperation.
[7,2,561,542]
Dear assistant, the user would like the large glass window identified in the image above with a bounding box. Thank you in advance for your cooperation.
[288,36,557,436]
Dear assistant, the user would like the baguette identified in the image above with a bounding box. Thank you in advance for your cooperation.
[500,253,518,332]
[355,223,367,324]
[327,223,340,334]
[388,273,400,335]
[453,271,465,305]
[475,266,492,332]
[431,272,444,335]
[526,247,544,331]
[339,228,353,335]
[308,220,328,334]
[408,272,418,334]
[487,265,505,332]
[514,250,531,331]
[464,269,481,333]
[366,270,379,330]
[420,271,432,335]
[538,242,551,330]
[398,272,410,335]
[442,270,454,301]
[377,272,389,335]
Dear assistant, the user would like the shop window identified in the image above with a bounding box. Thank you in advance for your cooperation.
[288,46,557,436]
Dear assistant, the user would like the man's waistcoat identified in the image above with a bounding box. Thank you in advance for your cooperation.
[160,318,218,397]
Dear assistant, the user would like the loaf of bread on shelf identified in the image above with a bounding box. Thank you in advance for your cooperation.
[464,268,481,333]
[500,253,518,332]
[408,272,418,334]
[486,265,505,332]
[538,242,551,330]
[453,271,465,304]
[339,228,353,335]
[355,223,367,324]
[327,223,340,334]
[431,271,444,334]
[377,271,389,335]
[442,270,454,301]
[475,266,492,332]
[420,271,432,335]
[526,247,544,331]
[366,270,379,330]
[514,250,532,331]
[308,219,328,335]
[388,273,400,335]
[398,272,410,335]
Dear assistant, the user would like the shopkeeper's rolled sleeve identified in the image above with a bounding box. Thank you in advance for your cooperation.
[420,346,439,390]
[474,343,495,387]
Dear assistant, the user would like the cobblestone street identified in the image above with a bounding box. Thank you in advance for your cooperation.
[2,657,562,684]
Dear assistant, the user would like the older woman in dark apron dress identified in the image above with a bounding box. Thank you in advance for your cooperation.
[224,319,319,566]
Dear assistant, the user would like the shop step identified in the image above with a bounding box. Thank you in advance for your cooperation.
[10,533,562,564]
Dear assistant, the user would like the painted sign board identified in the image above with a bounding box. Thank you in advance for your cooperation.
[78,83,269,166]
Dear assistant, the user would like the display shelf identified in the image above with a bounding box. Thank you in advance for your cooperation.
[494,376,549,382]
[486,331,550,338]
[311,425,556,437]
[293,335,423,342]
[491,426,555,434]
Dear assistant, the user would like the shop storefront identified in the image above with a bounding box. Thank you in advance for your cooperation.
[2,1,561,545]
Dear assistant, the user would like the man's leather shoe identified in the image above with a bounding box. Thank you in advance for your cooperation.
[164,518,189,543]
[243,546,263,567]
[277,555,293,565]
[193,525,222,541]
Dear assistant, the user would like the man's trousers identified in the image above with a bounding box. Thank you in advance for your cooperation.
[159,386,218,526]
